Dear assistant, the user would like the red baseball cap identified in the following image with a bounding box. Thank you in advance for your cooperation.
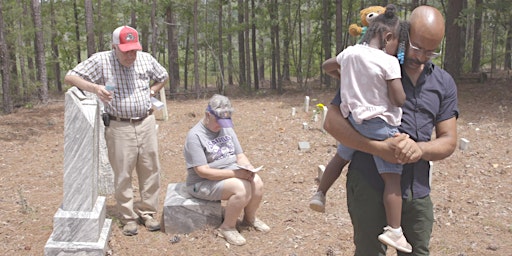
[112,26,142,52]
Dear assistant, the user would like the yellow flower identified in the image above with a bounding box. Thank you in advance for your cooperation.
[315,103,325,113]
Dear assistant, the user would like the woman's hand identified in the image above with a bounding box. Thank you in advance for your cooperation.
[235,169,255,181]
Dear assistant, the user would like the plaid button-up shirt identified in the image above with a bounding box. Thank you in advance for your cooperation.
[67,50,168,118]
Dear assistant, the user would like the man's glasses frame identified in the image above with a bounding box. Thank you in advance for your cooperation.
[408,34,442,59]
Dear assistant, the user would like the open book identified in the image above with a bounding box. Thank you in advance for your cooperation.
[236,165,264,173]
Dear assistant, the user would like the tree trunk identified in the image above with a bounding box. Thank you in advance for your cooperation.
[258,37,265,83]
[97,0,104,52]
[444,0,463,79]
[73,0,81,63]
[84,0,96,57]
[237,0,246,88]
[14,7,22,98]
[17,0,29,102]
[282,0,291,82]
[322,0,332,88]
[505,14,512,70]
[227,2,234,85]
[184,16,191,91]
[31,0,48,104]
[343,0,354,50]
[244,0,251,88]
[250,0,259,90]
[218,0,226,93]
[297,0,303,86]
[273,0,282,93]
[471,0,483,73]
[193,0,200,97]
[269,0,276,90]
[50,0,62,92]
[336,0,343,53]
[204,3,209,89]
[166,3,179,95]
[151,0,157,57]
[0,0,13,113]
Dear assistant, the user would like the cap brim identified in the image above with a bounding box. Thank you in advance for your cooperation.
[118,42,142,52]
[216,118,233,128]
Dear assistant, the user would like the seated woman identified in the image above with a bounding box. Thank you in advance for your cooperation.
[183,94,270,246]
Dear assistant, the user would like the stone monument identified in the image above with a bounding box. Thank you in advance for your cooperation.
[44,87,112,255]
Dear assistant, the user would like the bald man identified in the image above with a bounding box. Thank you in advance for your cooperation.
[323,5,458,255]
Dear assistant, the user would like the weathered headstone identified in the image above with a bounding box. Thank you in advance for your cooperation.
[459,138,469,151]
[317,165,326,181]
[45,87,112,256]
[298,141,311,152]
[304,96,310,112]
[153,86,169,121]
[321,106,328,133]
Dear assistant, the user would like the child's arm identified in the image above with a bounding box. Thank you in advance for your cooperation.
[387,78,406,107]
[322,57,340,79]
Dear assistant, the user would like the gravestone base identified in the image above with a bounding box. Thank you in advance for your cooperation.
[44,220,111,256]
[163,183,222,234]
[44,196,112,256]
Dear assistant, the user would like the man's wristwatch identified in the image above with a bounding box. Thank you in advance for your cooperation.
[150,89,155,96]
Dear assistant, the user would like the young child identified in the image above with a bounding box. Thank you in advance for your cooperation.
[309,4,412,253]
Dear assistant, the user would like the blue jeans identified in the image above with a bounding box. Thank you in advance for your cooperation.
[338,114,402,174]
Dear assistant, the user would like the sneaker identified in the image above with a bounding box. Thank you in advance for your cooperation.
[122,221,138,236]
[217,228,246,246]
[140,214,160,231]
[242,218,270,232]
[309,191,326,213]
[377,226,412,253]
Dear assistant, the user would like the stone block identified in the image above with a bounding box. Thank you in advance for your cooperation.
[45,197,111,255]
[163,183,222,234]
[153,86,169,121]
[44,219,112,256]
[459,138,469,150]
[298,141,310,152]
[317,165,325,181]
[51,197,107,242]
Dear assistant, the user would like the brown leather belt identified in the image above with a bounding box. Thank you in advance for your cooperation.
[109,109,153,123]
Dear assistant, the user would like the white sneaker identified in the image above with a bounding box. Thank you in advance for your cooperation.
[377,226,412,253]
[309,191,326,213]
[217,228,246,246]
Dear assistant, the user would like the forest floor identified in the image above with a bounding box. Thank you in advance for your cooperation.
[1,78,511,255]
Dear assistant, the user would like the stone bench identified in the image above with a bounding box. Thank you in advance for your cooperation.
[163,183,223,234]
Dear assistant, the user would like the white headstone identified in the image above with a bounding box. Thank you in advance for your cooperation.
[304,96,310,112]
[321,106,328,133]
[45,87,112,255]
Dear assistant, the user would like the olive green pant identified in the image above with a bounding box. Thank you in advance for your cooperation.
[346,168,433,256]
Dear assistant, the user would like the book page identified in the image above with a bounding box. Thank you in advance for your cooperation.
[237,165,263,172]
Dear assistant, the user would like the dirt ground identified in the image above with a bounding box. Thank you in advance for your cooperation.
[1,80,511,256]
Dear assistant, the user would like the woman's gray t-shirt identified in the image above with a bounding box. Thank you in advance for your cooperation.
[184,121,243,185]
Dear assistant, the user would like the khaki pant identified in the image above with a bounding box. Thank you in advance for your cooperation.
[105,115,160,223]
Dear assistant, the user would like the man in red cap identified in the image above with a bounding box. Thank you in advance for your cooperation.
[64,25,168,236]
[112,26,142,52]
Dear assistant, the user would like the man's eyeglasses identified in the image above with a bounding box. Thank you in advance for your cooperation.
[408,34,442,59]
